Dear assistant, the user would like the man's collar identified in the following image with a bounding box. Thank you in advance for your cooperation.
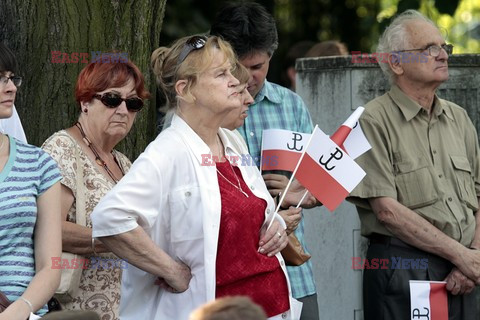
[433,96,453,120]
[388,85,453,121]
[253,80,282,104]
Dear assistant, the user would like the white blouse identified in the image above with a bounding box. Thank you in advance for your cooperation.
[91,115,302,320]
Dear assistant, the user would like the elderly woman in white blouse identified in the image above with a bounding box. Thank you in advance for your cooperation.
[91,35,302,320]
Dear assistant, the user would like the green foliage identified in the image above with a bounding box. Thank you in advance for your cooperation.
[377,0,480,53]
[159,0,478,84]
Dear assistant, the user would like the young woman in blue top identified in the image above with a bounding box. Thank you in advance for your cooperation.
[0,43,62,320]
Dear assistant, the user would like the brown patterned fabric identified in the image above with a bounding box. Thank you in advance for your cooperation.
[42,131,132,320]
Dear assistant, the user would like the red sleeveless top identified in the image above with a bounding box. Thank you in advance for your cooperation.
[215,160,289,317]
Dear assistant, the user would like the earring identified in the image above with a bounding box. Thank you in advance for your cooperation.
[83,108,88,113]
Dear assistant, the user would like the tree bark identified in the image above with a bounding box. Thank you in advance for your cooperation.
[0,0,166,160]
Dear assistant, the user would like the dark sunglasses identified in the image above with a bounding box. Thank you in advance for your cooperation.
[93,92,144,112]
[177,35,208,64]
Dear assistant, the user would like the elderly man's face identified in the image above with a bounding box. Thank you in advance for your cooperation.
[398,20,449,86]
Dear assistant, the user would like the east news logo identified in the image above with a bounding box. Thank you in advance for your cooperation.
[51,51,129,64]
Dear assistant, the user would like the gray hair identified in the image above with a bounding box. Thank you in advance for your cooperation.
[377,10,437,83]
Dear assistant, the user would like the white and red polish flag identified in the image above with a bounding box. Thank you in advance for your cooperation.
[409,281,448,320]
[293,126,366,211]
[331,106,371,159]
[261,129,311,172]
[260,107,370,173]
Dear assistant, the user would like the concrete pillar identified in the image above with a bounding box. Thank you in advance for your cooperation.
[295,54,480,320]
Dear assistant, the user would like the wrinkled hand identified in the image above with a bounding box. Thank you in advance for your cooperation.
[454,248,480,286]
[444,267,475,295]
[155,260,192,293]
[262,173,288,198]
[278,207,302,234]
[262,174,319,209]
[282,179,319,209]
[258,219,288,257]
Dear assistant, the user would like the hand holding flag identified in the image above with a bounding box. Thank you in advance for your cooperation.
[409,280,448,320]
[265,107,371,221]
[294,106,370,211]
[293,126,366,211]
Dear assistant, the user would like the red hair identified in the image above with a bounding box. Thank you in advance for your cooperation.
[75,59,150,107]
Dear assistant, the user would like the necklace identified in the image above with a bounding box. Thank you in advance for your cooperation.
[216,163,249,198]
[75,122,125,183]
[214,136,249,197]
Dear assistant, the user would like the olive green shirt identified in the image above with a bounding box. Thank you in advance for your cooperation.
[349,85,480,246]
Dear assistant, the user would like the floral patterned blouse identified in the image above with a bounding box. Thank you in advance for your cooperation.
[42,130,131,320]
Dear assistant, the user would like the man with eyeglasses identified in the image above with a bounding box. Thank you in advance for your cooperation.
[394,43,453,64]
[348,10,479,320]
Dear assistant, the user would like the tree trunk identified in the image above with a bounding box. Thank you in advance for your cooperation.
[0,0,166,160]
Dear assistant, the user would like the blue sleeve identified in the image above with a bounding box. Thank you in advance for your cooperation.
[37,148,62,195]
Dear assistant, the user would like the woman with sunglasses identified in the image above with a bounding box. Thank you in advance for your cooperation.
[41,58,149,319]
[0,43,62,320]
[91,35,302,320]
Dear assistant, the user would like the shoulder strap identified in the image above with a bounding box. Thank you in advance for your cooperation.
[74,145,86,227]
[56,132,86,227]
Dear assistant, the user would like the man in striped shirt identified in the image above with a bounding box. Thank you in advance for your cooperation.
[211,3,319,319]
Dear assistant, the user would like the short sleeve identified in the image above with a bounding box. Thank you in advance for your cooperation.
[42,132,79,196]
[348,114,397,208]
[37,148,62,195]
[92,147,163,237]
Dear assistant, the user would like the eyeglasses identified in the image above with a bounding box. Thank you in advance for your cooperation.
[0,75,22,87]
[93,92,144,112]
[397,44,454,57]
[177,35,208,64]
